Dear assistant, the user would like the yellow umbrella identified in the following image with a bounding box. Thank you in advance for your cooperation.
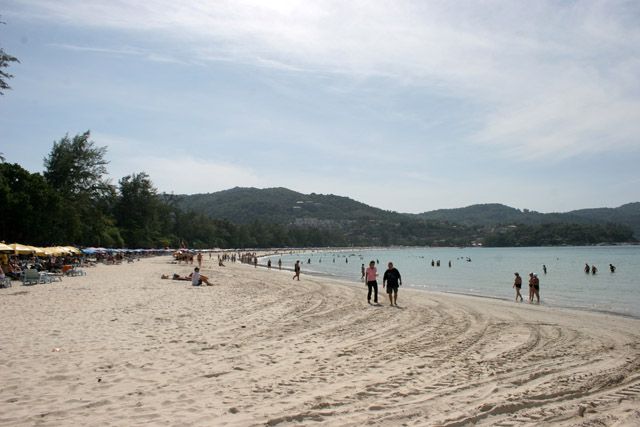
[43,247,63,256]
[9,243,34,255]
[39,247,57,257]
[0,242,13,253]
[63,246,82,255]
[24,246,46,257]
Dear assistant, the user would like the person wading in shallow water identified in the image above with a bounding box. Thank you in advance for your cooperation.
[531,274,540,303]
[513,272,523,302]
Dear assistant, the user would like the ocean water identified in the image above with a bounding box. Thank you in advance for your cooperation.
[265,246,640,318]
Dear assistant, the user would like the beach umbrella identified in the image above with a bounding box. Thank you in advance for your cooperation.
[41,247,60,257]
[24,246,46,257]
[9,243,34,255]
[43,247,64,256]
[0,242,13,253]
[63,246,82,255]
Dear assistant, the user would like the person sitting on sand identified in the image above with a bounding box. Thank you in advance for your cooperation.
[161,274,191,280]
[192,267,215,286]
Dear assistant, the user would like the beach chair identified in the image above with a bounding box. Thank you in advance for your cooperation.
[0,277,11,288]
[46,273,63,282]
[22,269,44,285]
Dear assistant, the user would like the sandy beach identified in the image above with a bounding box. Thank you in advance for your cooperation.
[1,256,639,426]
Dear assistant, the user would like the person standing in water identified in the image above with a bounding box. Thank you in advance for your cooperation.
[531,273,540,303]
[513,272,523,302]
[528,272,535,302]
[365,261,378,304]
[383,262,402,306]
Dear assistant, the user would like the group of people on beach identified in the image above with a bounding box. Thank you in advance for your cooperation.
[363,261,402,306]
[513,272,540,303]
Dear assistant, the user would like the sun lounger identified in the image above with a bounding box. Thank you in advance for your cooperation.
[22,269,46,285]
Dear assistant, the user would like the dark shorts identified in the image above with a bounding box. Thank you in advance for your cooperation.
[515,284,521,289]
[386,285,398,294]
[534,285,539,290]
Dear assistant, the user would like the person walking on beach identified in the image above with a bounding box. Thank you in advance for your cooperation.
[361,264,365,282]
[292,260,301,281]
[383,262,402,306]
[513,272,523,302]
[365,261,378,304]
[531,273,540,303]
[278,259,282,270]
[197,252,203,268]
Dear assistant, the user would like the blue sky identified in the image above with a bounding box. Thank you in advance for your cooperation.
[1,0,639,214]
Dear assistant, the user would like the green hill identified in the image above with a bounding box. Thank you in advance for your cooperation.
[177,187,402,225]
[413,202,640,238]
[177,188,639,240]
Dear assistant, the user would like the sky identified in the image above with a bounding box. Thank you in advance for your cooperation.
[1,0,639,214]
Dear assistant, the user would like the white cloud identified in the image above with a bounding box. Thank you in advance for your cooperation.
[18,0,639,162]
[95,133,260,194]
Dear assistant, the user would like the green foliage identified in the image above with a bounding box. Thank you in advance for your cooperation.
[482,222,636,247]
[43,131,110,199]
[0,163,62,245]
[0,17,20,96]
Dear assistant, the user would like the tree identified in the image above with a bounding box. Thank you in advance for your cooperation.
[1,17,20,95]
[43,131,111,199]
[43,131,116,246]
[116,172,163,248]
[0,163,61,244]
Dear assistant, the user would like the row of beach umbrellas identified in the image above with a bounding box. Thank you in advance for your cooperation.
[0,242,83,257]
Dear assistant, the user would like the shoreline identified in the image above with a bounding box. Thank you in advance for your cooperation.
[258,246,640,320]
[1,256,639,425]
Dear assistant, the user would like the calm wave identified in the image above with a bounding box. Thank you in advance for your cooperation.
[265,246,640,318]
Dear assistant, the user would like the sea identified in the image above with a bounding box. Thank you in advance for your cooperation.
[264,246,640,319]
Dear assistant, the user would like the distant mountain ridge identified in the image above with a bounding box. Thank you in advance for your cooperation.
[413,202,640,237]
[177,188,640,238]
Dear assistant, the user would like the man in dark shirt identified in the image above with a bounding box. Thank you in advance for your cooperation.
[383,262,402,306]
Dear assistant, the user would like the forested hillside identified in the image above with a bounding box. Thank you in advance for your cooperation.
[178,187,402,224]
[413,203,640,237]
